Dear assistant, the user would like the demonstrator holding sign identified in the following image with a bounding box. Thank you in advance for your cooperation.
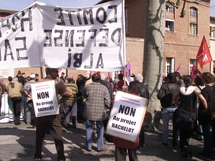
[33,68,73,161]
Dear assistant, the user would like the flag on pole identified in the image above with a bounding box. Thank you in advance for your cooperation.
[175,65,181,72]
[196,36,213,69]
[191,64,201,80]
[126,62,132,77]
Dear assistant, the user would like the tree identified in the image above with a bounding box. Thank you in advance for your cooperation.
[143,0,166,117]
[143,0,202,118]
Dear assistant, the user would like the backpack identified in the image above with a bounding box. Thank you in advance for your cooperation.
[157,84,172,107]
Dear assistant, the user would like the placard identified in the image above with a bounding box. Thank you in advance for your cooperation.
[106,91,147,142]
[31,80,59,117]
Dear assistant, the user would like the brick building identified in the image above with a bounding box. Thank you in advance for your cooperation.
[0,0,213,80]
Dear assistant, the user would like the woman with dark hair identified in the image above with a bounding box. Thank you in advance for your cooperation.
[174,75,207,158]
[198,72,215,156]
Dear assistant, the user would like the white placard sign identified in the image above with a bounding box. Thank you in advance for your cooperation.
[31,80,59,117]
[0,0,126,71]
[106,91,147,142]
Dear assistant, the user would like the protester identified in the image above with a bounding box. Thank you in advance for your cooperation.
[115,73,124,91]
[157,72,180,146]
[76,74,86,119]
[113,81,142,161]
[82,73,111,152]
[24,74,36,125]
[134,73,149,147]
[34,68,73,161]
[0,75,6,116]
[198,72,214,156]
[16,71,26,86]
[61,76,78,128]
[60,72,66,83]
[173,75,207,159]
[34,73,39,82]
[7,77,23,125]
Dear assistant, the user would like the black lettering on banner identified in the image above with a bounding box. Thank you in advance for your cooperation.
[77,9,82,25]
[54,30,63,47]
[44,30,52,47]
[67,10,74,25]
[96,7,107,24]
[83,9,94,25]
[1,19,11,32]
[21,9,33,32]
[12,14,21,32]
[99,28,108,47]
[73,53,82,67]
[111,28,121,46]
[15,37,28,60]
[118,105,136,117]
[108,5,117,23]
[67,49,72,68]
[76,30,85,47]
[4,39,14,61]
[96,53,104,68]
[89,29,97,46]
[65,30,74,47]
[84,53,93,69]
[54,8,66,25]
[37,91,49,99]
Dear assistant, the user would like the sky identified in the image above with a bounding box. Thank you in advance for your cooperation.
[0,0,215,16]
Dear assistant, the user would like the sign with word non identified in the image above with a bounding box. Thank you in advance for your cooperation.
[106,91,147,142]
[31,80,59,117]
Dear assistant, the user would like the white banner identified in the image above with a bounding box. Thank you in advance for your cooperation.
[31,80,59,117]
[106,91,148,142]
[0,0,125,71]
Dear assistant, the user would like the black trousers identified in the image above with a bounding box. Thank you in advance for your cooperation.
[11,97,22,124]
[115,146,138,161]
[34,114,65,160]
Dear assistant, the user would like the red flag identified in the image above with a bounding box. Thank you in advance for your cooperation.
[175,65,181,72]
[191,64,201,80]
[196,36,212,69]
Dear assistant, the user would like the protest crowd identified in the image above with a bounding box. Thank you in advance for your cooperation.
[1,68,215,161]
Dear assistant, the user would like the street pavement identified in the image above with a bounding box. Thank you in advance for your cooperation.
[0,120,214,161]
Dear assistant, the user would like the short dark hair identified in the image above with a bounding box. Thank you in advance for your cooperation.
[92,73,101,82]
[128,81,142,95]
[118,73,124,80]
[8,76,12,82]
[167,73,177,83]
[201,72,214,84]
[45,68,58,75]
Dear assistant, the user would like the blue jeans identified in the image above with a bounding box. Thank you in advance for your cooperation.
[85,120,104,150]
[162,107,178,144]
[201,122,214,155]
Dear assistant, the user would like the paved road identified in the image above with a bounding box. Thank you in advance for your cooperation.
[0,120,214,161]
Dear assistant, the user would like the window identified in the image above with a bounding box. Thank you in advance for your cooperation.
[211,26,215,39]
[190,59,197,74]
[166,3,174,13]
[165,19,174,32]
[166,58,174,75]
[190,7,197,18]
[190,23,197,35]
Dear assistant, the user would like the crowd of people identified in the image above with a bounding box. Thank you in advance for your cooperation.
[158,71,215,159]
[1,69,215,160]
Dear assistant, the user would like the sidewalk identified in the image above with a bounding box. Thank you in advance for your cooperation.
[0,121,214,161]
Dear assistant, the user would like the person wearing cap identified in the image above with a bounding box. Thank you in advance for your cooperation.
[24,74,36,125]
[60,72,66,83]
